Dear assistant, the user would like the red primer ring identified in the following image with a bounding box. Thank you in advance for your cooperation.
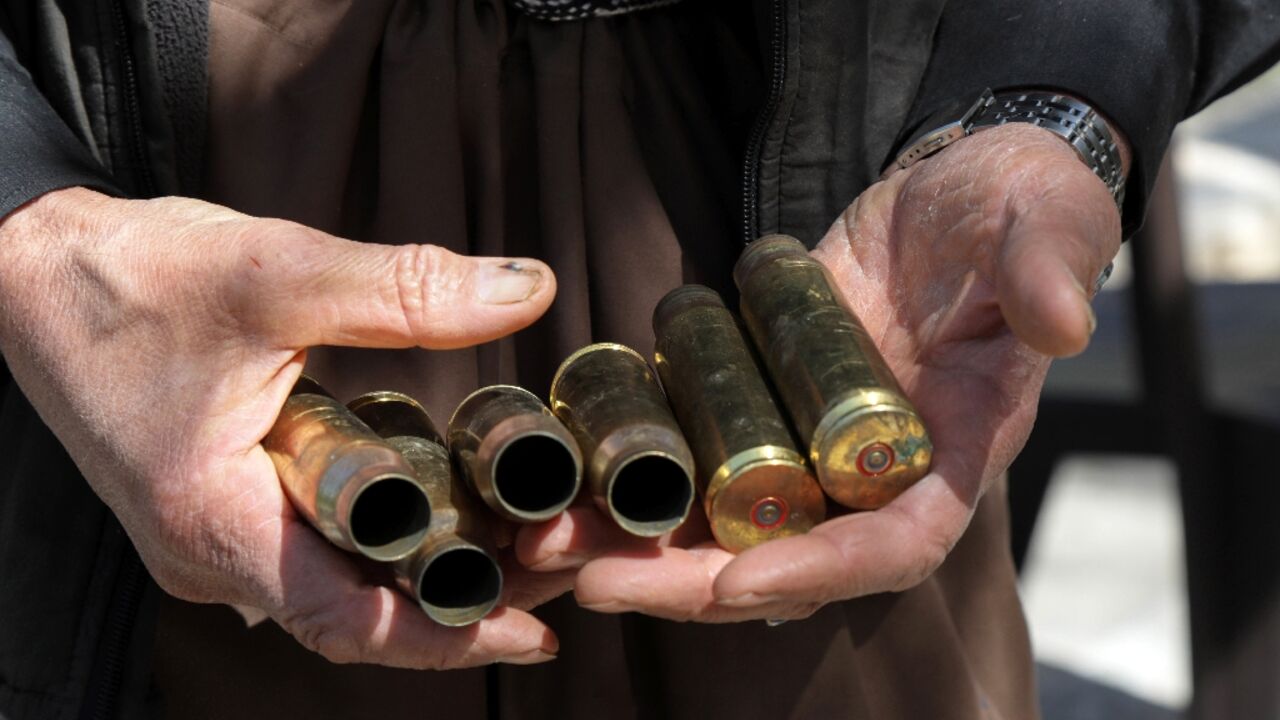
[856,443,895,476]
[750,496,789,530]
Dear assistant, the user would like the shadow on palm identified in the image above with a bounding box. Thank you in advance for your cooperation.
[558,126,1118,622]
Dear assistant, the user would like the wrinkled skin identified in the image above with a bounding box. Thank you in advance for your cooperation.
[0,188,572,667]
[0,121,1124,667]
[517,124,1126,622]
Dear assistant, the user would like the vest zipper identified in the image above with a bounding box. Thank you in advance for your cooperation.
[80,3,156,718]
[80,544,147,720]
[741,0,787,245]
[110,0,157,197]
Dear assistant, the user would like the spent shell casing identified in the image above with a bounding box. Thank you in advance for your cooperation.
[448,385,583,523]
[734,235,933,510]
[262,378,431,561]
[550,343,695,537]
[653,285,826,552]
[349,391,502,627]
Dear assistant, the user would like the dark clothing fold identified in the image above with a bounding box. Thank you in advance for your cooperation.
[893,0,1280,237]
[0,1,1278,718]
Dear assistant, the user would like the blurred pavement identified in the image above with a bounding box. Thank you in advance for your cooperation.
[1019,65,1280,717]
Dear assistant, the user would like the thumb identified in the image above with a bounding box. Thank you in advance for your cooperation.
[996,179,1120,358]
[246,225,556,350]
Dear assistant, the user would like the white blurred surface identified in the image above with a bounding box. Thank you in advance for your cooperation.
[1021,65,1280,714]
[1020,457,1191,709]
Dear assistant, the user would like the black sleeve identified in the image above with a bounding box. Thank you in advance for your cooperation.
[891,0,1280,237]
[0,26,120,220]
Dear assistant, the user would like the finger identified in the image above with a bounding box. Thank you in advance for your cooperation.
[997,165,1121,357]
[270,517,558,668]
[574,544,820,623]
[240,224,556,350]
[515,506,659,571]
[711,460,974,608]
[499,560,577,611]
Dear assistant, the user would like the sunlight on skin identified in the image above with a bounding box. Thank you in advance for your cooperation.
[0,188,567,668]
[520,123,1124,623]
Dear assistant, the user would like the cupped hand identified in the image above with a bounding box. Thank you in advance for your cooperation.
[520,123,1124,621]
[0,187,566,667]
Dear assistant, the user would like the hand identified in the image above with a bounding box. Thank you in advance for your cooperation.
[0,187,567,667]
[519,123,1124,621]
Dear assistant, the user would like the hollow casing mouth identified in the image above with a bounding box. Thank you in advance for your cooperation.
[408,542,503,627]
[604,449,695,537]
[315,442,431,561]
[482,418,582,522]
[345,474,433,561]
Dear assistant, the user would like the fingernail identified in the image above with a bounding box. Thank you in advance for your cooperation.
[716,592,783,608]
[528,553,587,571]
[1086,304,1097,336]
[580,601,630,613]
[478,260,542,304]
[499,649,557,665]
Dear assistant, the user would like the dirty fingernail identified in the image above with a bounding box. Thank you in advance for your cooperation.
[580,601,630,613]
[499,649,557,665]
[478,260,542,304]
[716,592,783,608]
[528,553,588,572]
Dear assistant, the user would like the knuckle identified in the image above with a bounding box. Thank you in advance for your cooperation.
[252,219,331,250]
[392,244,468,342]
[282,604,366,664]
[893,534,952,593]
[786,602,823,621]
[220,219,333,334]
[881,506,956,593]
[428,645,468,671]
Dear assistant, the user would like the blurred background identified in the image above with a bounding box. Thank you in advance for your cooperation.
[1017,66,1280,719]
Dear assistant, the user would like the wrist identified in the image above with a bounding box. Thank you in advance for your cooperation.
[0,186,117,247]
[0,187,118,310]
[888,89,1130,211]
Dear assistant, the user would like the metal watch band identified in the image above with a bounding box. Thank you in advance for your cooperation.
[893,88,1126,212]
[972,91,1126,210]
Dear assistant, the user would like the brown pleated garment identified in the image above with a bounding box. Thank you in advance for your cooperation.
[149,2,1038,718]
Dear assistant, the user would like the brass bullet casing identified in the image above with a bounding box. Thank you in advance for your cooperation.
[734,235,933,510]
[448,385,583,523]
[263,379,431,561]
[652,285,826,552]
[550,343,696,537]
[349,391,502,627]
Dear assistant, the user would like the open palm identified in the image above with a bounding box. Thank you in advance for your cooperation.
[519,124,1124,621]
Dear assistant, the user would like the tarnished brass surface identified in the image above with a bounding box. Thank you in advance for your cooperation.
[734,235,933,509]
[652,285,825,552]
[448,385,583,523]
[263,381,430,561]
[350,392,502,627]
[550,343,695,537]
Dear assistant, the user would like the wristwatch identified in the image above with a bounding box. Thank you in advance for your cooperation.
[891,88,1126,212]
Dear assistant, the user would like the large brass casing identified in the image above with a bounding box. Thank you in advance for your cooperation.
[550,343,696,537]
[734,235,933,510]
[349,391,502,627]
[652,285,826,552]
[448,385,583,523]
[263,380,431,561]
